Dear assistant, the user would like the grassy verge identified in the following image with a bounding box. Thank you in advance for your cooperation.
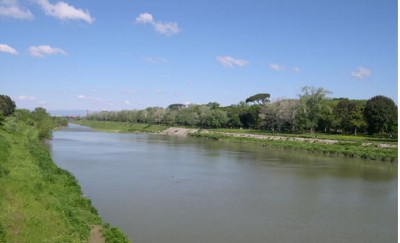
[0,119,129,242]
[191,132,398,162]
[72,120,397,162]
[74,120,169,133]
[208,128,397,143]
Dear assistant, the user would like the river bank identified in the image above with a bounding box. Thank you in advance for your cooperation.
[0,119,129,242]
[73,120,397,162]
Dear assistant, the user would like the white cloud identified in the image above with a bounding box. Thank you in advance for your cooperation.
[0,43,18,55]
[144,56,167,64]
[153,21,179,36]
[216,56,249,68]
[29,45,67,57]
[124,100,132,106]
[0,0,33,19]
[269,63,285,71]
[17,95,37,100]
[36,0,94,23]
[351,67,371,79]
[135,12,180,36]
[77,94,86,99]
[136,13,153,23]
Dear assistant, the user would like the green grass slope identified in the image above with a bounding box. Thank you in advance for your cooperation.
[0,119,129,242]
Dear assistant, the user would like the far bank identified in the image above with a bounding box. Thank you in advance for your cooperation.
[73,120,398,162]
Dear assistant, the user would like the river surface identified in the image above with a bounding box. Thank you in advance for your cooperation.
[50,124,397,243]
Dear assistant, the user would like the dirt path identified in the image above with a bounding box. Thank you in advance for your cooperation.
[200,130,397,148]
[160,127,397,148]
[161,127,198,136]
[220,132,339,144]
[89,225,105,243]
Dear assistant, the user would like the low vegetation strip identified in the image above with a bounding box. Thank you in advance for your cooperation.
[73,120,397,162]
[191,131,398,162]
[0,112,129,242]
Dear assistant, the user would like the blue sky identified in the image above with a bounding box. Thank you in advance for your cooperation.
[0,0,397,111]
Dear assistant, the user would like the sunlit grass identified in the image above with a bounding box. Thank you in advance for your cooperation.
[0,120,129,242]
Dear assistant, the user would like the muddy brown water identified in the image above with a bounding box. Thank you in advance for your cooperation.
[50,124,397,243]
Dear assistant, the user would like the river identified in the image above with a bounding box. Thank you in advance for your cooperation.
[50,124,397,243]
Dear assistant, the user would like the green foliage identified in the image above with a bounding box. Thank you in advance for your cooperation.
[0,112,4,126]
[0,95,16,117]
[334,99,367,135]
[364,95,397,134]
[83,88,396,136]
[192,131,397,162]
[102,223,130,243]
[0,112,129,242]
[296,86,332,133]
[239,105,260,129]
[259,99,299,132]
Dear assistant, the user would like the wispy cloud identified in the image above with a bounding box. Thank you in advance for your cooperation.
[144,56,167,64]
[29,45,67,57]
[77,94,103,103]
[0,0,33,19]
[293,67,301,73]
[216,56,249,68]
[36,0,94,23]
[351,67,371,79]
[0,43,18,55]
[17,95,37,100]
[136,12,180,36]
[269,63,285,71]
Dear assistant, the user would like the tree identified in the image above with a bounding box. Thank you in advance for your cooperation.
[176,106,199,126]
[0,95,16,116]
[163,110,177,125]
[168,104,186,110]
[334,99,366,135]
[198,105,228,128]
[296,86,331,133]
[239,105,261,129]
[259,99,299,132]
[224,105,243,128]
[364,95,397,134]
[245,93,270,105]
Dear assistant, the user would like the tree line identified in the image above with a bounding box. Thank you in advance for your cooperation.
[0,95,67,139]
[83,87,397,135]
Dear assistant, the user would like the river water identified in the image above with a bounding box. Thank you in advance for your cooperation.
[50,124,397,243]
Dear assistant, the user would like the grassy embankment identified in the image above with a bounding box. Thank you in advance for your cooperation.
[0,119,129,242]
[74,120,397,162]
[192,130,397,162]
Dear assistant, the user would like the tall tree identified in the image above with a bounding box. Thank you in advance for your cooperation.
[364,95,397,134]
[296,86,331,133]
[259,99,299,132]
[334,99,366,135]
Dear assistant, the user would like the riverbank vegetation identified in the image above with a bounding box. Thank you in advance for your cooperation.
[83,87,397,137]
[0,95,129,242]
[79,87,397,162]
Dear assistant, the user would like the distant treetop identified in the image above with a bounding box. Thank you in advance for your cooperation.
[245,93,270,105]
